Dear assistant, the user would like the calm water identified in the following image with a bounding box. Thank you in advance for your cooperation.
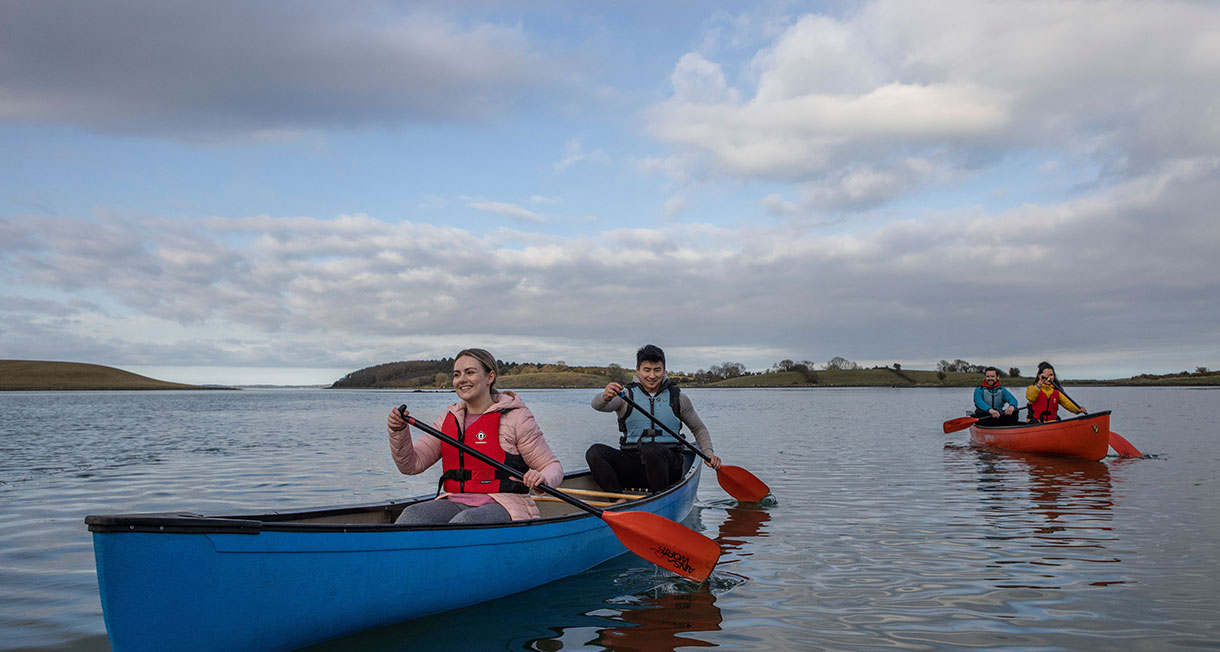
[1,387,1217,651]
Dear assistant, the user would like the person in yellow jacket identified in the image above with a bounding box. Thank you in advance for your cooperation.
[1025,361,1086,422]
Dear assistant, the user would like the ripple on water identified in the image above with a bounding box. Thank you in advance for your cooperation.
[3,388,1220,650]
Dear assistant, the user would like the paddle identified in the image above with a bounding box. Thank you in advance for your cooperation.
[942,415,979,433]
[396,406,721,581]
[942,408,1023,433]
[616,391,771,502]
[1107,430,1144,458]
[1050,381,1144,458]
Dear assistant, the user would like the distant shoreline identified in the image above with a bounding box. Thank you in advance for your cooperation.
[3,359,1217,391]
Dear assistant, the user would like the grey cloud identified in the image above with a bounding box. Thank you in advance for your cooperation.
[0,1,560,139]
[2,159,1217,374]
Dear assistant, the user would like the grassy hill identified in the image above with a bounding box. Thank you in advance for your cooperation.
[331,358,1220,390]
[0,360,214,390]
[709,368,1033,387]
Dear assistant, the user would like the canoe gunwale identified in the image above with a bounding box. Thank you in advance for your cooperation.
[84,461,696,535]
[970,409,1112,432]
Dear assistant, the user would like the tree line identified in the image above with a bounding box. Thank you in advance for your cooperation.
[330,356,1045,389]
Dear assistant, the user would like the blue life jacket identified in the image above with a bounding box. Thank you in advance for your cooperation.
[977,386,1010,410]
[618,382,686,449]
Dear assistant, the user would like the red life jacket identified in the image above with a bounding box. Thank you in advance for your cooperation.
[1029,387,1061,422]
[439,410,529,494]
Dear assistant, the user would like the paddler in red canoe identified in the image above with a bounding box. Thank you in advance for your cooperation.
[1025,361,1087,423]
[973,366,1020,425]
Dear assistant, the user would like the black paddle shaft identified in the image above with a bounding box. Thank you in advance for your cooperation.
[616,392,711,463]
[1051,381,1086,413]
[396,406,603,517]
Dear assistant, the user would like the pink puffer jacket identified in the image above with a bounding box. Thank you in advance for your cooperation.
[388,390,563,520]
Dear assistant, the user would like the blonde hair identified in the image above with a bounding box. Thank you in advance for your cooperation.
[454,348,499,394]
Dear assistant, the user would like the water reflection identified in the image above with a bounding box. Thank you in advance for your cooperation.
[302,502,767,651]
[594,586,720,651]
[589,501,769,652]
[948,445,1123,591]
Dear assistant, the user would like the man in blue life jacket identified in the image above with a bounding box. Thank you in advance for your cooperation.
[974,366,1019,425]
[587,344,722,494]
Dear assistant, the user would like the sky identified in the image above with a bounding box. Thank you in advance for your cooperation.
[2,0,1218,386]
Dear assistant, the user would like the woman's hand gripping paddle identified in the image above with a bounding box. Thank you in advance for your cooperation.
[397,406,721,581]
[616,392,771,502]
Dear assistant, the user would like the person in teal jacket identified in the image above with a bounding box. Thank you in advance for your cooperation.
[973,367,1019,425]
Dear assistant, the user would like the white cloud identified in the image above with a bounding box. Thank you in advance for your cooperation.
[662,195,690,218]
[670,53,740,105]
[646,0,1220,204]
[553,138,610,173]
[760,193,798,216]
[466,201,545,223]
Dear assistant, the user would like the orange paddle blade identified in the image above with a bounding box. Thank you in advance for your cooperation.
[717,465,770,503]
[1109,431,1143,458]
[601,510,721,582]
[943,416,979,433]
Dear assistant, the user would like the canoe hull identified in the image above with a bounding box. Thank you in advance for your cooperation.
[86,459,701,652]
[969,410,1111,460]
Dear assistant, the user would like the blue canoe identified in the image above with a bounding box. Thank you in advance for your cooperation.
[84,453,702,652]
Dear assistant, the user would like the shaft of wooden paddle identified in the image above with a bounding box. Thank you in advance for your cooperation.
[557,487,646,500]
[533,495,615,507]
[402,411,602,517]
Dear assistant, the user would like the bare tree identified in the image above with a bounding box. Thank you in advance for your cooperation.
[826,356,859,370]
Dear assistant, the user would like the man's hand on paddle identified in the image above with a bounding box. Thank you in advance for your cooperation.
[602,382,625,402]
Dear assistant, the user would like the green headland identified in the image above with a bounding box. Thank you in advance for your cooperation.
[0,360,220,391]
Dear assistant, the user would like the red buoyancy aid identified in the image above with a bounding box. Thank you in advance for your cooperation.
[439,410,529,494]
[1029,387,1061,422]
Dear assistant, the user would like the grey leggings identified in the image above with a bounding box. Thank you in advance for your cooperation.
[394,498,511,525]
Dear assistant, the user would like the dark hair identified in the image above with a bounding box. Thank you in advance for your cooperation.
[636,344,666,368]
[454,348,499,394]
[1036,361,1055,378]
[984,366,1000,375]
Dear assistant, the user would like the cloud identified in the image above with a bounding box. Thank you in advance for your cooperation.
[646,0,1220,205]
[465,201,545,223]
[760,194,798,216]
[662,195,690,218]
[552,138,610,173]
[0,1,563,140]
[2,158,1217,376]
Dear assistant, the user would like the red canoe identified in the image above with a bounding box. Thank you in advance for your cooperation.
[970,410,1111,460]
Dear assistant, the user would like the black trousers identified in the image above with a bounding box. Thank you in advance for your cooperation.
[973,408,1020,426]
[585,442,683,493]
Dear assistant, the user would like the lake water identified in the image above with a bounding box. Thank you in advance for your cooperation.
[1,387,1217,651]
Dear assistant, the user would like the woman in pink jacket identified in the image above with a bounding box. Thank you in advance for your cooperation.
[387,348,563,524]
